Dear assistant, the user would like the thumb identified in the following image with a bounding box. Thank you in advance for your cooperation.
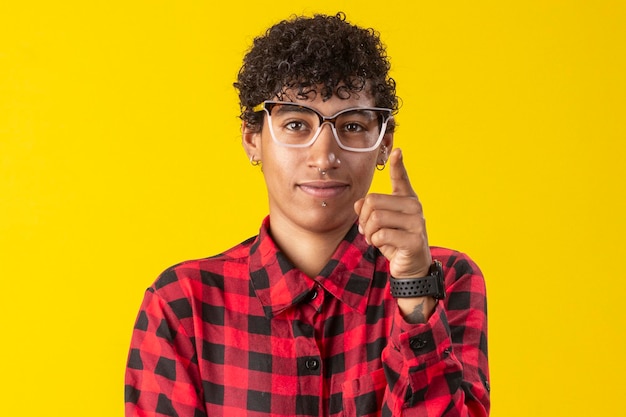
[389,148,416,197]
[353,198,364,216]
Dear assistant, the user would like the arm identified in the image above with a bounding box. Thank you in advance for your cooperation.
[355,149,490,416]
[125,278,206,417]
[382,251,489,416]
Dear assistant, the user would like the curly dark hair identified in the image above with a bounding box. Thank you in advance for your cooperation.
[234,12,399,132]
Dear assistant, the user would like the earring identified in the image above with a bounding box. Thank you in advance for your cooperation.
[376,146,388,171]
[250,155,261,166]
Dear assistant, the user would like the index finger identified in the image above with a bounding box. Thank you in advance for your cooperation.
[389,148,417,197]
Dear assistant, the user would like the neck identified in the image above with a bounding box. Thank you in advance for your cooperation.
[268,216,354,278]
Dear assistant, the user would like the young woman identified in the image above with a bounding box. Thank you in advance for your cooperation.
[125,12,490,417]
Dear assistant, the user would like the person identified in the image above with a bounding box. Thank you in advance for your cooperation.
[125,12,490,417]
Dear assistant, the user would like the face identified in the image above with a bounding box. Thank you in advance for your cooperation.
[243,91,393,235]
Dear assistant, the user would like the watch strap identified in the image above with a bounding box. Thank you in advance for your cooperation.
[389,260,445,299]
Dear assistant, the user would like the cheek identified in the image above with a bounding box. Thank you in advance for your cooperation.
[261,134,296,165]
[261,146,304,189]
[359,153,379,172]
[268,149,304,174]
[349,157,378,189]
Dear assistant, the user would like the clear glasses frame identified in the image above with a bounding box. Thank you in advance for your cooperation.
[252,100,393,152]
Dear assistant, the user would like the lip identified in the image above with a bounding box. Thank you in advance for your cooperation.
[297,180,350,199]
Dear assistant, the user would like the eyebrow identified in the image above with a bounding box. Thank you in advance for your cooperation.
[273,103,380,119]
[273,104,316,115]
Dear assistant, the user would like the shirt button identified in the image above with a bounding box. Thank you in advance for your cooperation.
[410,338,428,350]
[309,289,318,301]
[305,358,320,370]
[484,379,491,392]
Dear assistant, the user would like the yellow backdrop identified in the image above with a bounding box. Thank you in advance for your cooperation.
[1,1,624,416]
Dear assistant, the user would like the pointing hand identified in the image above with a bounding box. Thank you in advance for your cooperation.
[354,148,431,278]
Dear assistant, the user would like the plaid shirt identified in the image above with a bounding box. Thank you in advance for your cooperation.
[125,217,490,417]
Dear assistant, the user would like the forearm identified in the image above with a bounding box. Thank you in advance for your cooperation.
[397,296,437,324]
[382,304,489,417]
[383,250,490,416]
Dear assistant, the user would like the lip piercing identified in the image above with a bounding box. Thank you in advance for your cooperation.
[318,168,327,175]
[321,201,327,207]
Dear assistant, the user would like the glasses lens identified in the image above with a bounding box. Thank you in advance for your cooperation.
[334,109,386,149]
[267,103,389,150]
[268,104,319,146]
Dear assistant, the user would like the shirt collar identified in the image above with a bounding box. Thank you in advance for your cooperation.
[249,216,380,318]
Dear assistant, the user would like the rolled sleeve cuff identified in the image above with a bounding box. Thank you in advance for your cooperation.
[390,301,453,365]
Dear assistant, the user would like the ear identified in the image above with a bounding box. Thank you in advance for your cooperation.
[379,132,394,164]
[242,122,262,163]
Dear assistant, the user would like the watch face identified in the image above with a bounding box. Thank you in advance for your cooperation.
[433,260,446,300]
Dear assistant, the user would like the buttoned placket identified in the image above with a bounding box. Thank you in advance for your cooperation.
[293,283,326,414]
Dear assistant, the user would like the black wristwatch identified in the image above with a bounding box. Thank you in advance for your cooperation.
[389,260,445,299]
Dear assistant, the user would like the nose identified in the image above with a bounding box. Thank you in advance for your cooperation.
[308,123,341,172]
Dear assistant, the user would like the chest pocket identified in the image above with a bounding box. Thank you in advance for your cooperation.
[341,368,387,417]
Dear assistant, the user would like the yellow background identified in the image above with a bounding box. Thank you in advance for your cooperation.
[1,1,624,416]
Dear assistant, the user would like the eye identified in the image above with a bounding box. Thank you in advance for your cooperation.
[342,121,366,133]
[283,119,309,132]
[285,120,304,130]
[337,110,379,134]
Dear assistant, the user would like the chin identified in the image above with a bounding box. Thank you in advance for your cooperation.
[303,207,356,233]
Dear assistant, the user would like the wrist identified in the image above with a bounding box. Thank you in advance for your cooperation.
[389,260,445,299]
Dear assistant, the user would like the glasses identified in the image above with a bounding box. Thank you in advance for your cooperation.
[253,101,393,152]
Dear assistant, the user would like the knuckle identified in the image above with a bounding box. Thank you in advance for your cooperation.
[406,198,422,214]
[369,210,384,227]
[364,193,381,206]
[371,228,389,246]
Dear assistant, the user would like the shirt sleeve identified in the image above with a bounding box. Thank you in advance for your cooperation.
[125,287,207,417]
[381,251,490,417]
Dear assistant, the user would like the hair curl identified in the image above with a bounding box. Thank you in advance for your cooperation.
[234,12,399,132]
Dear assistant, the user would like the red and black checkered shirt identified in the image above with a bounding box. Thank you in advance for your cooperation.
[125,217,490,416]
